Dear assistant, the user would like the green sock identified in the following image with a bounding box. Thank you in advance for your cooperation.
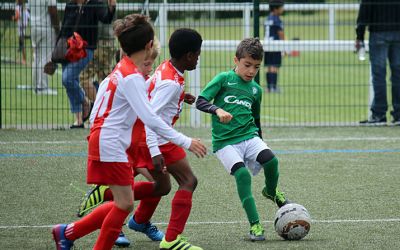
[262,156,280,197]
[233,167,259,225]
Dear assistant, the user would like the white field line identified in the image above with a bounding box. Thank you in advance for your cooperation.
[0,140,85,144]
[1,218,400,229]
[1,137,400,145]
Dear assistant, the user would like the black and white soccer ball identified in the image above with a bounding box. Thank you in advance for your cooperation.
[274,203,311,240]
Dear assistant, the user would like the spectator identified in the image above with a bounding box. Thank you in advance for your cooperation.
[57,0,116,129]
[11,0,29,65]
[30,0,59,95]
[80,18,116,104]
[357,0,400,126]
[264,0,285,93]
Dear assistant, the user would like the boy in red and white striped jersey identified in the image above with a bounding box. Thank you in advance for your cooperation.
[51,15,206,250]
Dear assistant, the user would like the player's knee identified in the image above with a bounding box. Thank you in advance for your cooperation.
[154,181,171,196]
[190,175,198,191]
[230,162,246,176]
[179,175,198,191]
[256,149,276,165]
[234,167,251,186]
[115,199,134,212]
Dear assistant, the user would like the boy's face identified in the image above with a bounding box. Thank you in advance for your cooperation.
[276,6,284,15]
[184,49,201,71]
[234,55,261,82]
[141,59,155,77]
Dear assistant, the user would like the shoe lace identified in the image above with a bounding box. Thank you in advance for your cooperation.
[275,190,286,203]
[251,223,264,235]
[146,223,160,233]
[179,235,188,242]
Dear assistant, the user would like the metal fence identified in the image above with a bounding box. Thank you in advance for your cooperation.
[0,1,387,129]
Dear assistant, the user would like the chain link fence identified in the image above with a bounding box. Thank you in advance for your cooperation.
[1,1,395,129]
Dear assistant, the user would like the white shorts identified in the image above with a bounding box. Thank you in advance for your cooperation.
[215,137,270,176]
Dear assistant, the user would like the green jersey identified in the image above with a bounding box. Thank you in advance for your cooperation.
[199,70,262,152]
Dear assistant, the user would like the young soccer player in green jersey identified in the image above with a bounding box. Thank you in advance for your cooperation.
[196,38,290,241]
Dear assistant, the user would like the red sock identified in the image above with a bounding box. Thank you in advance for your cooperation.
[134,196,161,224]
[134,181,155,200]
[93,204,130,250]
[104,188,113,201]
[65,202,114,241]
[165,190,193,242]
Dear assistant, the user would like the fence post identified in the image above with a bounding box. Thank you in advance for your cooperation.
[159,3,168,47]
[329,7,335,41]
[0,35,2,129]
[243,5,251,38]
[253,0,260,83]
[189,59,201,128]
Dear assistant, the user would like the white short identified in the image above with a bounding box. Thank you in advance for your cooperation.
[215,137,270,176]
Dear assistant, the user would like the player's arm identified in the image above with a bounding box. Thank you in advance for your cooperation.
[273,16,284,40]
[196,97,232,123]
[355,0,370,47]
[122,75,206,158]
[12,7,19,21]
[252,89,262,139]
[278,30,285,41]
[196,73,233,123]
[48,1,60,34]
[276,18,286,55]
[145,81,182,158]
[96,0,116,24]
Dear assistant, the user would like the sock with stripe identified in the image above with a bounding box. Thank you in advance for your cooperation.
[65,202,114,241]
[93,204,130,250]
[233,167,259,225]
[165,190,193,242]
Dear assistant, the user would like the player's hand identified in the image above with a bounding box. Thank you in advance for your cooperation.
[184,93,196,105]
[216,108,233,123]
[44,61,57,75]
[188,138,207,158]
[152,154,167,174]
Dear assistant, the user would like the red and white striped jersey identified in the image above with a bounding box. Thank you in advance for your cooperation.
[145,60,186,157]
[88,56,191,163]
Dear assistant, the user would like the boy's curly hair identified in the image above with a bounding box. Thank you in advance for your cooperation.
[235,38,264,61]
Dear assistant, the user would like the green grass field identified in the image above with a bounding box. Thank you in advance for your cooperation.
[1,127,400,249]
[1,9,383,128]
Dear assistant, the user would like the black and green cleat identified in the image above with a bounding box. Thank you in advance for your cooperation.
[77,185,109,217]
[262,188,291,208]
[248,223,265,241]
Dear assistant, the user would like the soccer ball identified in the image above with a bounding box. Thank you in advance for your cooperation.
[274,203,311,240]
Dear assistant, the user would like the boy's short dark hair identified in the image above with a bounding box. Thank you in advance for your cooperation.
[235,38,264,61]
[113,14,154,56]
[269,0,284,11]
[169,28,203,59]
